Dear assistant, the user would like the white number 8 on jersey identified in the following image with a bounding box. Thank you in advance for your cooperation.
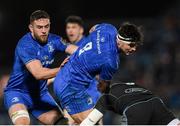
[79,42,92,56]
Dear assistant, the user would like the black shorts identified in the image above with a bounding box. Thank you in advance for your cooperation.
[121,97,175,125]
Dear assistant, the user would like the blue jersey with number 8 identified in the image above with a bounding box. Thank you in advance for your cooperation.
[55,23,120,90]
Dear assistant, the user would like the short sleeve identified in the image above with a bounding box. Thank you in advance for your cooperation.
[53,36,67,52]
[99,62,118,81]
[17,41,38,64]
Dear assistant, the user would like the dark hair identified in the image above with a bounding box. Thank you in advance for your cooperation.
[30,10,50,23]
[65,15,84,27]
[118,22,143,45]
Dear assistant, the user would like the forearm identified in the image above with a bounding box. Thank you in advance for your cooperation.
[98,80,111,93]
[26,60,61,80]
[35,67,59,80]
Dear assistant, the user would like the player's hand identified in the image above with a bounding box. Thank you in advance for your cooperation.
[98,80,110,93]
[60,57,69,68]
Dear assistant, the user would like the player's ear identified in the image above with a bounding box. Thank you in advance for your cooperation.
[80,27,84,34]
[29,24,33,32]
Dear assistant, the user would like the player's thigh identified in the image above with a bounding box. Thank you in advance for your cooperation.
[32,92,62,125]
[123,99,153,125]
[71,108,93,124]
[4,91,30,125]
[151,97,176,125]
[63,90,94,124]
[86,80,101,104]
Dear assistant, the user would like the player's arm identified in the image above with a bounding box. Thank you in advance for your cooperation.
[27,57,69,80]
[65,44,78,54]
[17,42,59,80]
[46,57,69,85]
[26,60,60,80]
[98,63,117,93]
[54,36,78,55]
[98,80,111,93]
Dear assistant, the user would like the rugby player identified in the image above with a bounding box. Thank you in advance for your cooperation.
[3,10,77,125]
[62,15,101,124]
[53,22,143,123]
[65,15,101,103]
[81,82,180,125]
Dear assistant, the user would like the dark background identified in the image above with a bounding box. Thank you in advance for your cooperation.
[0,0,180,124]
[0,0,178,67]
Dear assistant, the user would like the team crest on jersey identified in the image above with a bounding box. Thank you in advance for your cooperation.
[47,43,54,53]
[87,97,93,105]
[11,97,19,103]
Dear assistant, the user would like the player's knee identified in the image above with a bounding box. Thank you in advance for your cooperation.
[11,110,30,125]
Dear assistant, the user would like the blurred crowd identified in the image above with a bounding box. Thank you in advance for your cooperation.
[1,13,180,124]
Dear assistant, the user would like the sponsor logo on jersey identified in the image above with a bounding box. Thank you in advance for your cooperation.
[11,97,19,103]
[87,97,93,105]
[47,43,54,53]
[42,59,54,65]
[96,30,101,54]
[125,88,148,93]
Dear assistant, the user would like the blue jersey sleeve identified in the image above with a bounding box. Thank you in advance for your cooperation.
[53,36,67,52]
[17,41,38,64]
[99,62,117,81]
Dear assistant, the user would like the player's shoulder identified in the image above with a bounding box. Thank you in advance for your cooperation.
[17,32,35,48]
[96,23,117,34]
[103,58,119,72]
[48,33,67,44]
[105,52,119,70]
[48,33,61,40]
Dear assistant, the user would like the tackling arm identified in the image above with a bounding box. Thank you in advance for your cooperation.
[26,60,60,80]
[65,44,78,54]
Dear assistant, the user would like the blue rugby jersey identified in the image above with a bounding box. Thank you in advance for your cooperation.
[4,32,67,93]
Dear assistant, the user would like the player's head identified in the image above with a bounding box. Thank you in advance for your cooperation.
[65,15,84,43]
[116,22,143,55]
[29,10,50,43]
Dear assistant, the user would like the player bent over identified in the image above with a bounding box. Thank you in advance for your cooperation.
[81,82,180,125]
[53,22,143,124]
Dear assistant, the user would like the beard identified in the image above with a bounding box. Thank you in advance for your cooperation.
[34,33,48,43]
